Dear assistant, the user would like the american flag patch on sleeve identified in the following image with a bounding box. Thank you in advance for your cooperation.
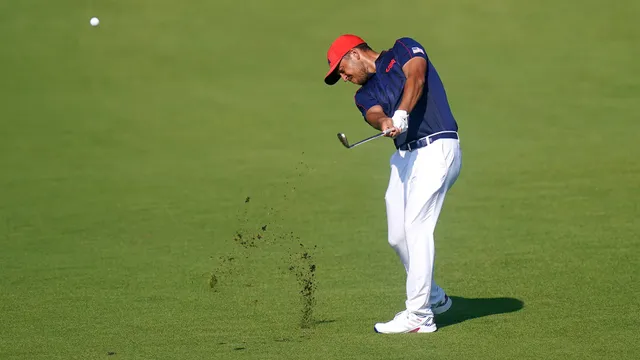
[412,47,425,55]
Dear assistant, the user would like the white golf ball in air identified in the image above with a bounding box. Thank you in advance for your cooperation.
[90,17,100,27]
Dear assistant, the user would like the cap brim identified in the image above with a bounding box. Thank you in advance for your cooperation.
[324,60,341,85]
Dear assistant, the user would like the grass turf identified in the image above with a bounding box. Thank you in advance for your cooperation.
[1,0,639,359]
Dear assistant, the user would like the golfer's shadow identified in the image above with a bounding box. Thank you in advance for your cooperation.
[436,296,524,328]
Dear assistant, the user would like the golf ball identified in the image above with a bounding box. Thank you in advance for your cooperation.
[90,17,100,27]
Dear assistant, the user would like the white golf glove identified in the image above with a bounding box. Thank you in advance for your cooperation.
[391,110,409,133]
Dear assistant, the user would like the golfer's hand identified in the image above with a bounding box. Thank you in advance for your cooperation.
[381,118,402,138]
[391,110,409,132]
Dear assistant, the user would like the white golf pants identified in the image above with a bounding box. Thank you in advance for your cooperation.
[384,137,462,315]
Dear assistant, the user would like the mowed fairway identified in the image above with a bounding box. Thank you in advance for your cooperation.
[1,0,639,359]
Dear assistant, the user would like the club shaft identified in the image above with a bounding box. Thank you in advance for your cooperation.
[348,132,385,147]
[349,128,394,148]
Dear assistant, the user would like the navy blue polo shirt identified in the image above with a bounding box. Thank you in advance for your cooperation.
[354,37,458,149]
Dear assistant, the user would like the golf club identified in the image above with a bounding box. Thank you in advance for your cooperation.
[337,129,391,149]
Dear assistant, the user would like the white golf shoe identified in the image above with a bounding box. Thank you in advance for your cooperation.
[374,310,437,334]
[432,294,452,315]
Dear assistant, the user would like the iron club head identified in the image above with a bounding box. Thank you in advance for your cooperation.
[336,131,389,149]
[337,133,350,148]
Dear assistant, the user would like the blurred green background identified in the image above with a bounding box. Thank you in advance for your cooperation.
[1,0,639,359]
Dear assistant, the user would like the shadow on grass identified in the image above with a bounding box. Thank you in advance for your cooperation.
[436,296,524,328]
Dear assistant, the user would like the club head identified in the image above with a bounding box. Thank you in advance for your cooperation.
[337,133,350,148]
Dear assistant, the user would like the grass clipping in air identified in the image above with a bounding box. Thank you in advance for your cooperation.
[210,196,319,329]
[288,243,317,329]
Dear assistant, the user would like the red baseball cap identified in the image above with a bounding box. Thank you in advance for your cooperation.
[324,34,366,85]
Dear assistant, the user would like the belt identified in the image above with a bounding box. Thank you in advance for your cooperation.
[398,131,459,151]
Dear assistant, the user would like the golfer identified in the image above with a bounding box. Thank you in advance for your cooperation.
[324,34,463,334]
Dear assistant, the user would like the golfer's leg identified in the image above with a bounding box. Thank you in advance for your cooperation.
[429,280,445,305]
[385,151,409,272]
[429,140,462,305]
[404,139,461,314]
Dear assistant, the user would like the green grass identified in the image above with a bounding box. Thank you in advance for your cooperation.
[1,0,639,359]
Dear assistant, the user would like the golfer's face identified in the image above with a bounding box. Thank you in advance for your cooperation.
[338,54,367,85]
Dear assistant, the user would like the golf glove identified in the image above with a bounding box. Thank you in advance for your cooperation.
[392,110,409,133]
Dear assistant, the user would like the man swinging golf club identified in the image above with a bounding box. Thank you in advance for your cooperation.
[324,34,463,334]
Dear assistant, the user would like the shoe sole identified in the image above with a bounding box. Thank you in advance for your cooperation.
[410,325,437,333]
[432,296,452,315]
[374,324,437,334]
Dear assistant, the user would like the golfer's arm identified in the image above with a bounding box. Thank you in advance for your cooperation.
[397,57,427,113]
[365,106,392,131]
